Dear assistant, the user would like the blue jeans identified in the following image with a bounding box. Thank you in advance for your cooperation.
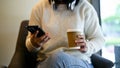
[37,51,93,68]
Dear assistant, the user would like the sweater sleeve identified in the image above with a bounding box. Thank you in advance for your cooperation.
[84,4,105,57]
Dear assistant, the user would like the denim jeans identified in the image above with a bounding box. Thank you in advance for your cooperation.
[37,51,93,68]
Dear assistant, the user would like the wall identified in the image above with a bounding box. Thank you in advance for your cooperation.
[0,0,39,67]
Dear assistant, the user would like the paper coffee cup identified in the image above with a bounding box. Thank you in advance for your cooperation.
[67,29,83,49]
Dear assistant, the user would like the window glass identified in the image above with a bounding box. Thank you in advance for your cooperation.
[100,0,120,63]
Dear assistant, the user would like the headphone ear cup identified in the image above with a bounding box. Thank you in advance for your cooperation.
[48,0,51,4]
[75,0,79,6]
[67,0,76,10]
[51,0,58,10]
[53,4,58,10]
[69,0,79,10]
[67,3,71,10]
[49,0,54,4]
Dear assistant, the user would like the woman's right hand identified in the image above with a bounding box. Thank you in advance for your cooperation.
[30,31,50,48]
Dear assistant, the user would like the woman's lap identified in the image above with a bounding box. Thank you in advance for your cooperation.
[37,51,93,68]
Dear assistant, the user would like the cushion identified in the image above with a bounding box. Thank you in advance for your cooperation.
[91,54,114,68]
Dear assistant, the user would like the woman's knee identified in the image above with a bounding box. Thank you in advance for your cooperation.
[48,51,69,62]
[46,52,69,67]
[47,52,91,68]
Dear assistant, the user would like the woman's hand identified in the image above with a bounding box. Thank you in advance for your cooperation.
[30,31,50,48]
[75,35,87,53]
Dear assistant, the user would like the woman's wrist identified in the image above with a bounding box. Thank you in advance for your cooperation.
[26,38,41,52]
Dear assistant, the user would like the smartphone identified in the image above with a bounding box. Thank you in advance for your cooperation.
[25,25,45,37]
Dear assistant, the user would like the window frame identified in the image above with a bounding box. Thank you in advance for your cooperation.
[91,0,101,25]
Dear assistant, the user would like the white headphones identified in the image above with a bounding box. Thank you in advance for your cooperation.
[49,0,79,11]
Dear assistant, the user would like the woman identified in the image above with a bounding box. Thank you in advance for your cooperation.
[26,0,105,68]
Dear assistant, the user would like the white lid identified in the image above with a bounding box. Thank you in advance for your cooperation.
[67,29,81,32]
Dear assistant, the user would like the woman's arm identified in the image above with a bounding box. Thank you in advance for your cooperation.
[84,3,105,57]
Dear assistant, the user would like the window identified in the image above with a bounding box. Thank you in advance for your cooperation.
[91,0,120,66]
[100,0,120,62]
[100,0,120,46]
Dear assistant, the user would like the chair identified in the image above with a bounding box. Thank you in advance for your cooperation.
[8,20,114,68]
[8,20,37,68]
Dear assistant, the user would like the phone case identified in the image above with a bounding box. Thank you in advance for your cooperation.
[25,25,45,37]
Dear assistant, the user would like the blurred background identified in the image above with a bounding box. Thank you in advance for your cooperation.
[101,0,120,68]
[0,0,39,67]
[101,0,120,63]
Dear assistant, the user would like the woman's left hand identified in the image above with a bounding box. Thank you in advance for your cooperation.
[75,35,87,53]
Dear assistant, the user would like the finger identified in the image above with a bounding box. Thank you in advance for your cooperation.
[34,30,39,37]
[76,42,86,47]
[75,39,84,43]
[80,45,86,49]
[42,33,50,41]
[39,34,49,43]
[79,48,87,53]
[76,35,84,39]
[81,42,86,45]
[46,33,51,38]
[38,36,50,47]
[36,36,46,47]
[35,33,50,47]
[42,35,49,42]
[78,44,87,53]
[44,36,50,42]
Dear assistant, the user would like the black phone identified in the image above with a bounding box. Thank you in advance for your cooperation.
[25,25,45,37]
